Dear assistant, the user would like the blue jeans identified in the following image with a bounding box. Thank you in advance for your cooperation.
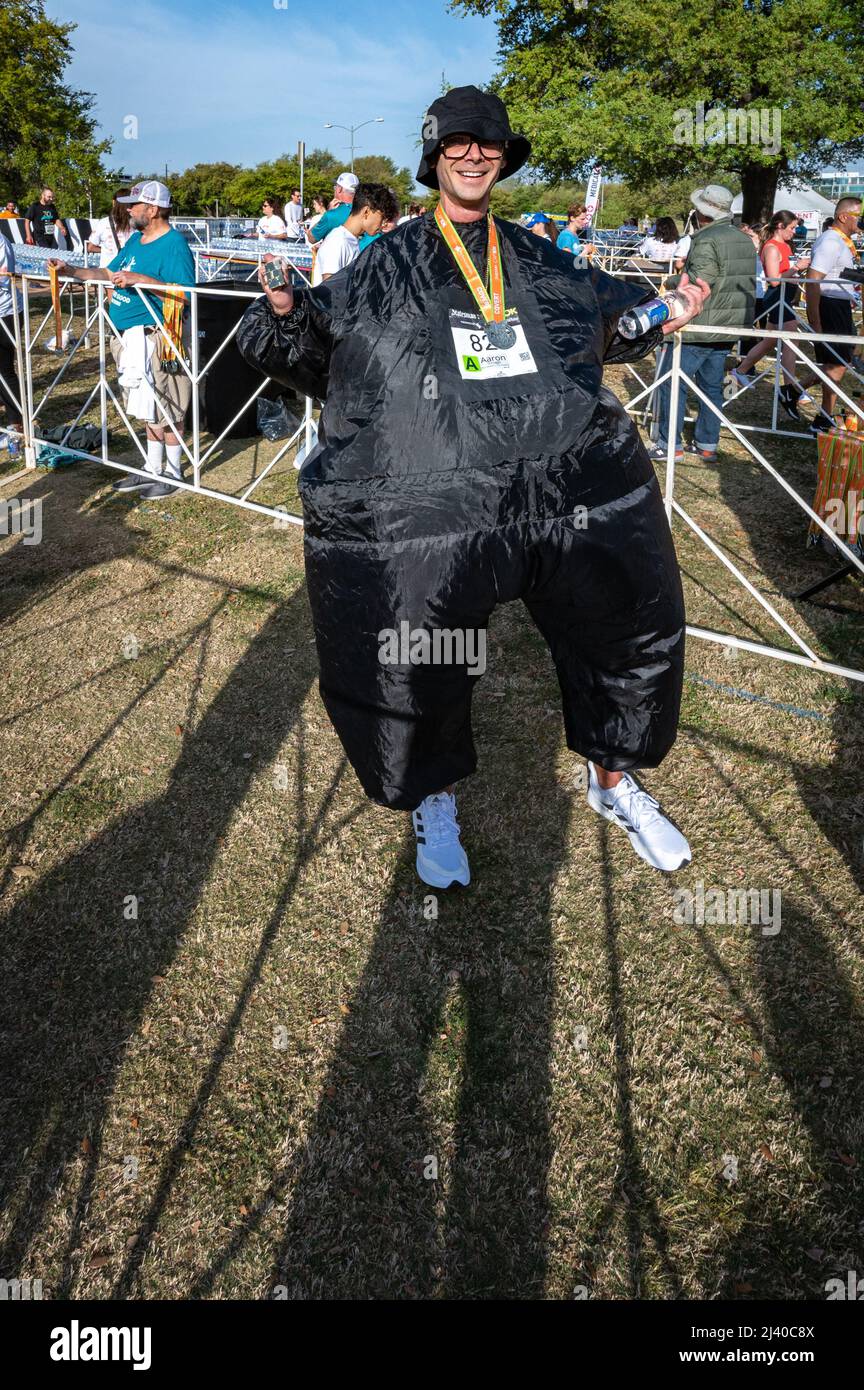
[656,343,728,453]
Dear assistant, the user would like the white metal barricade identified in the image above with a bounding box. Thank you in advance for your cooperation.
[634,312,864,684]
[4,265,861,683]
[9,270,314,525]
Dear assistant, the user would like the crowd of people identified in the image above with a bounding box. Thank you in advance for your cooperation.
[0,158,861,501]
[643,186,863,460]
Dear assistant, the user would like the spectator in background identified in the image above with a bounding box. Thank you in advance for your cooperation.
[804,195,863,432]
[49,180,196,500]
[87,190,134,267]
[25,186,67,246]
[284,188,304,241]
[739,221,768,326]
[310,183,399,284]
[306,172,359,245]
[305,193,329,233]
[557,203,594,258]
[732,211,812,420]
[257,197,287,241]
[637,216,689,270]
[524,212,558,244]
[0,234,23,455]
[0,202,18,219]
[650,183,755,463]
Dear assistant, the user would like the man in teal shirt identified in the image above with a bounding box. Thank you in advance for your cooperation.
[305,171,359,245]
[50,180,196,500]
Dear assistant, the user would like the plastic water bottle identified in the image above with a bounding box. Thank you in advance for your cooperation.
[618,291,690,339]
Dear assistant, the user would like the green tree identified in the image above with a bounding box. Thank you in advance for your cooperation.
[168,162,241,216]
[452,0,864,223]
[0,0,111,204]
[353,154,414,208]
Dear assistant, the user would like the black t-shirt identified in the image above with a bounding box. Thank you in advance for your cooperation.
[26,201,61,245]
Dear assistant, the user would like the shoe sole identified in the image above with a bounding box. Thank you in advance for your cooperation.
[415,854,470,889]
[586,785,691,873]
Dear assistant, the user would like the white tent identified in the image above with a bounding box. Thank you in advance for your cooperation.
[732,184,835,234]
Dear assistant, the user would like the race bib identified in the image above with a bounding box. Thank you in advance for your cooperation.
[449,308,538,381]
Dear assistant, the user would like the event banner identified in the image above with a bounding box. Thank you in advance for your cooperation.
[584,165,603,223]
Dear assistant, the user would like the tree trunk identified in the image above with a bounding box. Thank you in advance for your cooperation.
[741,164,782,227]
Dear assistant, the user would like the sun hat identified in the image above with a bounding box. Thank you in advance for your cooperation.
[415,85,531,190]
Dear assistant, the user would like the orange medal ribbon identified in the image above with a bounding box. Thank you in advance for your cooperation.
[434,204,507,328]
[834,227,861,261]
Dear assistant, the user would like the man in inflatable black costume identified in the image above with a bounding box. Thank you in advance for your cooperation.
[238,85,711,889]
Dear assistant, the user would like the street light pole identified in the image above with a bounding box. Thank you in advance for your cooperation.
[323,117,384,174]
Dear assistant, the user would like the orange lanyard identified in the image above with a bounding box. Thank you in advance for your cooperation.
[834,227,861,261]
[434,205,506,325]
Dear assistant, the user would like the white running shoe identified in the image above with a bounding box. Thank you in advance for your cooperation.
[731,367,757,390]
[412,792,470,889]
[586,762,691,872]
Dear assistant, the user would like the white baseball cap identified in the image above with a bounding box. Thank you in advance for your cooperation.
[117,180,172,209]
[335,172,359,192]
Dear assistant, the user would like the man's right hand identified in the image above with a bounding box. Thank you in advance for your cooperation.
[258,255,295,316]
[47,258,70,275]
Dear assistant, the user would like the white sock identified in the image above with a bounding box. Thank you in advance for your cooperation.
[165,443,183,481]
[146,439,164,476]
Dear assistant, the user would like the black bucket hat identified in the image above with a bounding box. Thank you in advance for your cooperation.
[415,85,531,190]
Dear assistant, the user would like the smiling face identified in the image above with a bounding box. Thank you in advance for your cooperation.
[433,132,505,220]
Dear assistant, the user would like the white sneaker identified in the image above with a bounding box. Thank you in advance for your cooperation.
[412,792,470,889]
[731,367,757,390]
[586,762,691,872]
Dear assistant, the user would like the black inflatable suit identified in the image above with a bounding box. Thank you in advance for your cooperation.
[237,215,685,811]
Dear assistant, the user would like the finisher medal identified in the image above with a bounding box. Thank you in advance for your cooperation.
[435,204,515,346]
[485,319,517,349]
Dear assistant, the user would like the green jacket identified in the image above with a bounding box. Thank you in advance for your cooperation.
[681,215,756,343]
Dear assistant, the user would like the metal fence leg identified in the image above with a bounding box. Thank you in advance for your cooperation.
[191,291,201,488]
[664,333,682,523]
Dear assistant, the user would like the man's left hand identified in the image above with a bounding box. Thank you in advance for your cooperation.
[109,270,143,288]
[662,273,711,334]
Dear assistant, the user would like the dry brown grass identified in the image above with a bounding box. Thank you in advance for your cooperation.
[0,317,862,1301]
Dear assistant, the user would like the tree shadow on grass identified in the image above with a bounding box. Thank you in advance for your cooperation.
[186,604,685,1301]
[179,603,564,1298]
[0,581,319,1291]
[698,897,864,1299]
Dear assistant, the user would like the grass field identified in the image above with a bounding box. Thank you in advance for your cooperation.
[0,311,862,1300]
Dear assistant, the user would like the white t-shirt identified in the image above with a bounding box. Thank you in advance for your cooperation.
[257,214,287,241]
[283,200,304,238]
[0,237,22,317]
[88,216,133,267]
[312,224,360,286]
[808,228,857,301]
[638,234,690,263]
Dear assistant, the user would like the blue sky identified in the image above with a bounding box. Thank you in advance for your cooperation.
[51,0,500,184]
